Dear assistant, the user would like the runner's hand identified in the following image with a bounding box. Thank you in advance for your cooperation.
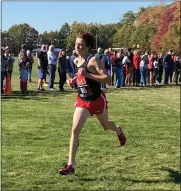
[66,79,73,87]
[77,68,88,77]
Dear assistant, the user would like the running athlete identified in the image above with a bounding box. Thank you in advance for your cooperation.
[59,32,126,175]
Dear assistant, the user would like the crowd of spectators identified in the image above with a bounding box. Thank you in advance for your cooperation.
[1,44,180,94]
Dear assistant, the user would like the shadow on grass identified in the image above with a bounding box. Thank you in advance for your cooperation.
[69,176,105,182]
[1,91,48,100]
[120,167,181,184]
[160,167,181,184]
[1,89,77,101]
[72,174,171,183]
[104,83,180,93]
[104,85,157,93]
[71,167,181,184]
[121,177,171,183]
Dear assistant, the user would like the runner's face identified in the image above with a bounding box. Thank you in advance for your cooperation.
[75,38,89,56]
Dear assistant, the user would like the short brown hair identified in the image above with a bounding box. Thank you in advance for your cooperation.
[77,32,95,51]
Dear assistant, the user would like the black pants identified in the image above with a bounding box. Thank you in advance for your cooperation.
[122,67,126,87]
[111,68,115,86]
[133,68,140,85]
[1,72,5,92]
[58,70,67,90]
[48,65,56,88]
[158,66,163,83]
[153,68,159,83]
[164,68,173,84]
[175,70,180,84]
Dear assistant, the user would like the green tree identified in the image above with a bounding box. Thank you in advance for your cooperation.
[60,22,71,38]
[59,23,71,48]
[1,30,9,47]
[112,24,135,49]
[120,11,136,25]
[8,23,38,55]
[66,22,91,49]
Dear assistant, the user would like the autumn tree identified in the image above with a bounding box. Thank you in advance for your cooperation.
[151,3,178,52]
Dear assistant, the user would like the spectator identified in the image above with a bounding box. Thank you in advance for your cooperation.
[66,49,71,59]
[1,47,7,94]
[110,50,117,86]
[37,65,45,91]
[174,56,181,85]
[38,44,49,87]
[57,49,69,91]
[18,44,27,61]
[172,52,176,82]
[139,51,148,86]
[4,48,15,81]
[65,49,74,79]
[120,49,126,87]
[123,51,132,86]
[163,50,174,84]
[101,49,112,89]
[133,50,140,86]
[153,54,159,84]
[95,47,103,60]
[147,52,154,86]
[69,50,77,77]
[47,45,57,90]
[115,52,124,88]
[157,52,164,85]
[26,50,34,82]
[19,55,28,93]
[127,48,134,85]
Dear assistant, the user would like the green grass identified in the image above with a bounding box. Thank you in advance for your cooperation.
[2,58,180,190]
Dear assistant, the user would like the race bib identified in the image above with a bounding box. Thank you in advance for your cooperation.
[76,74,86,86]
[76,74,94,98]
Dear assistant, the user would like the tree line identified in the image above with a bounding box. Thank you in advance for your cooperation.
[1,1,180,56]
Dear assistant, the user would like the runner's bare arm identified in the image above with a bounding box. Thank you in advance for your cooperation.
[66,77,77,87]
[78,57,111,84]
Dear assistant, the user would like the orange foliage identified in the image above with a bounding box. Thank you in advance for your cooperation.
[134,2,180,53]
[150,2,180,53]
[136,5,165,27]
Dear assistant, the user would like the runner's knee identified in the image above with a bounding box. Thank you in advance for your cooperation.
[72,125,81,135]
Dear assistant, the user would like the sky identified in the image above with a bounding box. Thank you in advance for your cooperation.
[2,1,173,33]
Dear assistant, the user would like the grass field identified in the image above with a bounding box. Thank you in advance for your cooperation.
[1,58,180,190]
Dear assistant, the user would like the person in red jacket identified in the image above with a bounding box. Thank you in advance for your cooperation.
[133,50,140,86]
